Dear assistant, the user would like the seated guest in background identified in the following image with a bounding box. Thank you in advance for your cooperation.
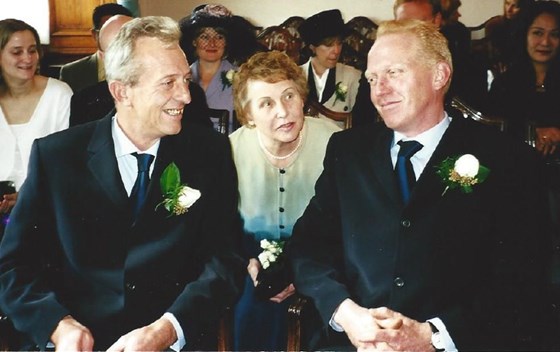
[486,0,534,74]
[0,16,244,351]
[59,3,132,93]
[486,0,560,159]
[395,0,486,109]
[230,51,340,351]
[288,19,553,351]
[298,9,361,129]
[70,14,213,129]
[440,0,471,66]
[0,19,72,222]
[69,14,132,126]
[180,4,259,133]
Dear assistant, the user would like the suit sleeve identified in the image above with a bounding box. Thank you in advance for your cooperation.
[0,140,70,349]
[287,134,353,326]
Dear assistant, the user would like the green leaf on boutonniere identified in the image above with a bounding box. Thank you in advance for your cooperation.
[157,163,202,216]
[160,162,181,196]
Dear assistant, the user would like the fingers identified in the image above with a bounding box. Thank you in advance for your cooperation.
[269,283,295,303]
[535,128,560,156]
[247,258,261,286]
[107,337,125,352]
[0,193,17,214]
[51,316,94,352]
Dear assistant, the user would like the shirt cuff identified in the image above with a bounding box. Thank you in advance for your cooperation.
[162,312,186,351]
[427,317,458,352]
[328,307,345,332]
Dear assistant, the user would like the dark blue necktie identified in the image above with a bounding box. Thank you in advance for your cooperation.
[395,140,423,204]
[130,152,154,218]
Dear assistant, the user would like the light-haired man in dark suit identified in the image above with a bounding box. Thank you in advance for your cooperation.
[0,16,244,351]
[289,19,553,351]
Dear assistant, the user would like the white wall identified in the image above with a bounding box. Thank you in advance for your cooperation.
[138,0,503,28]
[1,0,50,44]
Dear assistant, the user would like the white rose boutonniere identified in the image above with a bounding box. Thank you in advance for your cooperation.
[220,69,236,91]
[333,81,348,107]
[156,162,201,216]
[436,154,490,195]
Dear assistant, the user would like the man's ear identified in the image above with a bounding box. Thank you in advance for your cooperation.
[433,13,443,28]
[433,62,451,90]
[108,81,131,106]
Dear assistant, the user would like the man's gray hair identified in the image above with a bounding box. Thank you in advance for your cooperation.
[105,16,181,86]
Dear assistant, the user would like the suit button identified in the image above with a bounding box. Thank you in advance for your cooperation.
[394,277,405,287]
[125,282,136,291]
[279,207,285,212]
[401,220,411,228]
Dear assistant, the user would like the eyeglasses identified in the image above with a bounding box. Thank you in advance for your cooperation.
[196,33,226,47]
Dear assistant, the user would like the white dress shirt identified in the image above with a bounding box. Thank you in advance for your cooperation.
[111,116,186,351]
[311,66,331,102]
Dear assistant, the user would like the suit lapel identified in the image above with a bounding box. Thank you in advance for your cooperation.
[320,67,337,104]
[87,116,129,210]
[409,117,466,207]
[366,126,402,207]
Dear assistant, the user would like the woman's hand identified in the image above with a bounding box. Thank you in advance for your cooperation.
[269,283,295,303]
[247,258,262,286]
[0,192,17,214]
[536,127,560,156]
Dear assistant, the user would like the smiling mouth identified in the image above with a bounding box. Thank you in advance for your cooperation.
[164,108,183,116]
[379,100,400,109]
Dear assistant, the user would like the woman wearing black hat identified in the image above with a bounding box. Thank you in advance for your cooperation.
[179,4,258,133]
[299,9,362,129]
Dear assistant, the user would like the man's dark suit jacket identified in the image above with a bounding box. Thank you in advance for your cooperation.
[288,115,553,350]
[0,115,245,350]
[59,54,99,93]
[70,81,213,129]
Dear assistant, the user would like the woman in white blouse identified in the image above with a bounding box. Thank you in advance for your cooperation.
[0,19,72,215]
[230,51,340,351]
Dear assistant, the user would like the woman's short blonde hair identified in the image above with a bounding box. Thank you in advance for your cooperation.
[233,51,308,127]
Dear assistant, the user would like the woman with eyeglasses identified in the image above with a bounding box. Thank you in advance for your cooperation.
[180,4,259,133]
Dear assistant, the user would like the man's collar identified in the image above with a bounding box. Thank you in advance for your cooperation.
[393,112,451,148]
[112,115,160,158]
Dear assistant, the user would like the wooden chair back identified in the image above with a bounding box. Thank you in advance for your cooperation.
[450,97,506,132]
[305,100,352,129]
